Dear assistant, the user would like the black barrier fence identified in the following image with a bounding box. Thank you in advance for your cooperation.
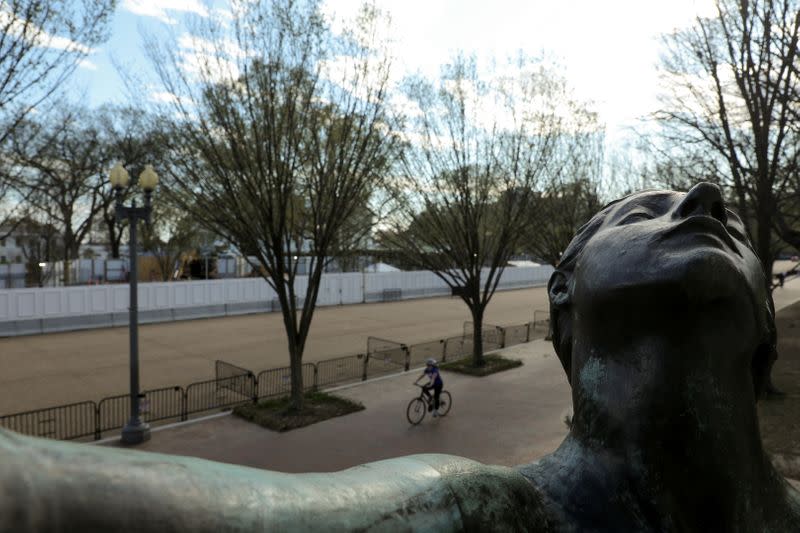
[503,323,530,347]
[367,336,408,370]
[409,340,446,367]
[215,360,252,381]
[0,401,97,441]
[0,312,553,442]
[98,386,185,436]
[463,322,505,353]
[186,374,257,417]
[317,355,365,387]
[256,364,316,399]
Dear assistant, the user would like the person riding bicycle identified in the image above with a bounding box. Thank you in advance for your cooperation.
[415,358,444,416]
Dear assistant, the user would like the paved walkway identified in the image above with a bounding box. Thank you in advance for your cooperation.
[103,339,572,472]
[101,274,800,476]
[0,286,549,413]
[772,273,800,313]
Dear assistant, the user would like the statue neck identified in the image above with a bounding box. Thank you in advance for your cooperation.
[543,330,789,530]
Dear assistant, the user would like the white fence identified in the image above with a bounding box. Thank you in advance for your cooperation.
[0,265,553,336]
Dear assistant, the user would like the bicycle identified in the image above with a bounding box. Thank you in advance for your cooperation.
[406,384,452,425]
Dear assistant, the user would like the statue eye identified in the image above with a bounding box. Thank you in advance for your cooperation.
[620,211,654,225]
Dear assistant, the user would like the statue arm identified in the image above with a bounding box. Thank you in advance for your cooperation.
[0,429,549,532]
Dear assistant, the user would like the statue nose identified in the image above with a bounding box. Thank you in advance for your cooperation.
[676,182,727,224]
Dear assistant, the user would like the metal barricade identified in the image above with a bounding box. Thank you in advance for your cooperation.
[316,355,364,387]
[256,363,315,400]
[185,374,256,417]
[0,401,97,441]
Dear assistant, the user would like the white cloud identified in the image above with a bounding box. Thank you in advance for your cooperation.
[78,58,98,70]
[149,90,180,104]
[176,33,243,82]
[321,0,717,143]
[0,9,93,53]
[122,0,209,24]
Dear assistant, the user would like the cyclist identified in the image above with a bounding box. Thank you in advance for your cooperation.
[415,358,444,416]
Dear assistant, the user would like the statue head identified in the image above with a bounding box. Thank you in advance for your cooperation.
[548,182,776,403]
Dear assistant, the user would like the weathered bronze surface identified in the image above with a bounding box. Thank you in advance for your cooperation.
[520,183,800,531]
[0,428,552,531]
[1,183,798,531]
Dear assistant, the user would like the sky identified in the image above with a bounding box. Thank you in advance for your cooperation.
[68,0,717,147]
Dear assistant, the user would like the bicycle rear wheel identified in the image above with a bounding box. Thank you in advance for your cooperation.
[437,391,452,416]
[406,398,426,425]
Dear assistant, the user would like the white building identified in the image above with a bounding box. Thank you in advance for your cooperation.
[0,234,24,264]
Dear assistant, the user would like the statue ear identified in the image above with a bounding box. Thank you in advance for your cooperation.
[548,270,570,307]
[548,269,572,384]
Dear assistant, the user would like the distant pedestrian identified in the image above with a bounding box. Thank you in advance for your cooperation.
[779,272,786,288]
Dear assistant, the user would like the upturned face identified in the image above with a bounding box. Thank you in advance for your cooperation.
[572,183,765,313]
[553,183,773,431]
[549,183,774,448]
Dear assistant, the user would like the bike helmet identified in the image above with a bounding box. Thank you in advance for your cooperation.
[426,358,437,365]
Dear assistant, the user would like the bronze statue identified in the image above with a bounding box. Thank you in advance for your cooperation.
[521,182,800,530]
[1,183,798,531]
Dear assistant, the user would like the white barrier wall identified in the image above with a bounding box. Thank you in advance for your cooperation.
[0,266,554,336]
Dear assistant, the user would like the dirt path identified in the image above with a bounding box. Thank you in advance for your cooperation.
[0,287,549,413]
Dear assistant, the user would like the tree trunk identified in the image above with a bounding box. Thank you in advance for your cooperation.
[63,254,71,285]
[288,343,305,411]
[471,305,485,367]
[755,213,783,397]
[278,287,305,412]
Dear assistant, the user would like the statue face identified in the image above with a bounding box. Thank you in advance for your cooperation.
[558,184,771,433]
[572,184,765,314]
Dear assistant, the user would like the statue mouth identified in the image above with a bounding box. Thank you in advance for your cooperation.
[661,215,741,257]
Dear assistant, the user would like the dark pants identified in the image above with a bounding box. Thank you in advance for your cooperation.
[423,383,443,410]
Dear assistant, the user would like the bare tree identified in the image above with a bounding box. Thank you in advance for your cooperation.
[140,204,197,282]
[95,105,170,258]
[383,55,598,366]
[525,177,603,267]
[9,106,109,283]
[15,216,59,286]
[143,0,399,410]
[523,122,604,266]
[0,0,115,142]
[656,0,800,284]
[0,1,115,238]
[656,0,800,396]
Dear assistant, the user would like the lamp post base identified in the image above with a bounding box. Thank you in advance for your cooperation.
[121,420,151,445]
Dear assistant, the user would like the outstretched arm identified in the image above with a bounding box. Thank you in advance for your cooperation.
[0,428,549,532]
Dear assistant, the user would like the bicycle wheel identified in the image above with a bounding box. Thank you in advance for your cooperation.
[406,398,426,425]
[437,391,452,416]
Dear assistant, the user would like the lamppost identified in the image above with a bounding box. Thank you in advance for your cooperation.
[109,162,159,445]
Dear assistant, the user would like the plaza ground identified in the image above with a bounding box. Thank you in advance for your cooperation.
[0,286,550,414]
[106,339,572,471]
[102,273,800,478]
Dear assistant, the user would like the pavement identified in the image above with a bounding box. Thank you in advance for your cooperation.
[772,272,800,313]
[0,286,550,413]
[101,339,572,472]
[99,273,800,477]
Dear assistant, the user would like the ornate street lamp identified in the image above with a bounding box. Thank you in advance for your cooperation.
[110,162,158,444]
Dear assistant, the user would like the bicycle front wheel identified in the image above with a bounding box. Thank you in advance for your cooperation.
[406,398,426,425]
[437,391,452,416]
